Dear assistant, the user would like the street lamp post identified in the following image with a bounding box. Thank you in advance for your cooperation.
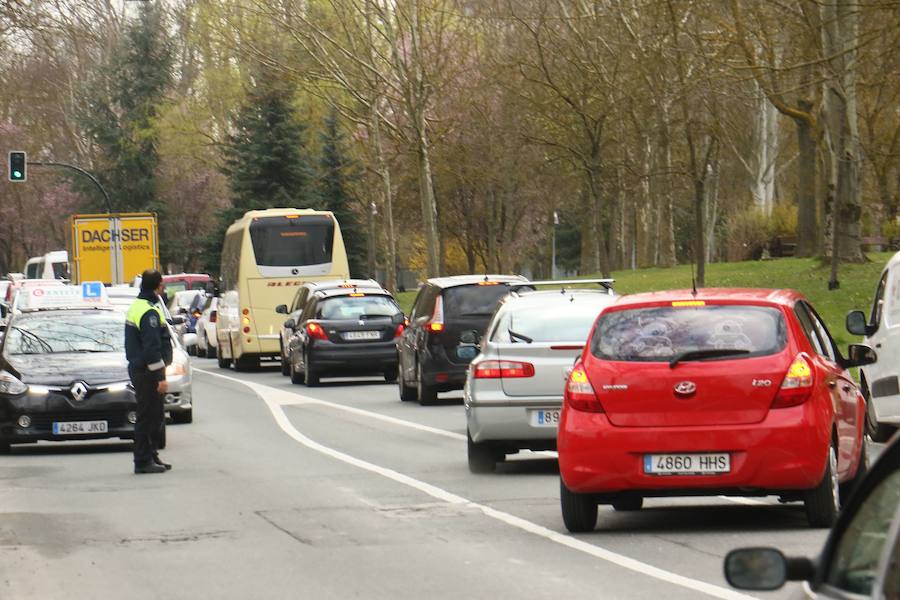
[551,210,559,279]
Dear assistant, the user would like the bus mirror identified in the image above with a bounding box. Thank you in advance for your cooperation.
[276,304,288,314]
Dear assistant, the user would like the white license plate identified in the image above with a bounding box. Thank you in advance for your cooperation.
[52,420,108,435]
[343,331,381,341]
[529,409,561,427]
[644,453,730,475]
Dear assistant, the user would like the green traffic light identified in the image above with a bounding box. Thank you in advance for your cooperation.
[12,171,21,179]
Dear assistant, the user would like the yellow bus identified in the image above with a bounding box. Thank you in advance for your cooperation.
[216,208,350,370]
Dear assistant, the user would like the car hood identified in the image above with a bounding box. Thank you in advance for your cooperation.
[5,352,129,386]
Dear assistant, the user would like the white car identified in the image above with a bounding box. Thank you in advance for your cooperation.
[195,295,218,359]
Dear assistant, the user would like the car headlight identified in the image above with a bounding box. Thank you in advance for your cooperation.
[166,363,186,377]
[106,381,131,393]
[0,371,27,396]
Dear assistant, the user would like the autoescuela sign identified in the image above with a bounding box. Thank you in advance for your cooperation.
[68,213,159,285]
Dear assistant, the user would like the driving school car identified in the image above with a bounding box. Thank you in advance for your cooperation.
[0,284,139,452]
[558,289,875,532]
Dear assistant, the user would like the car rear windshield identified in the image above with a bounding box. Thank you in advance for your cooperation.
[250,215,334,268]
[4,312,126,355]
[316,295,400,320]
[590,304,787,362]
[492,305,600,343]
[443,284,512,318]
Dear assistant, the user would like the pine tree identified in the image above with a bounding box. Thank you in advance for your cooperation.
[202,68,318,271]
[318,111,367,278]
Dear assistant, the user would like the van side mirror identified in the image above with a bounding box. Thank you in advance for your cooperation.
[276,304,288,315]
[844,344,877,368]
[846,310,875,337]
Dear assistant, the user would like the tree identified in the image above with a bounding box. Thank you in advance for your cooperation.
[78,3,173,214]
[319,110,367,277]
[202,66,318,271]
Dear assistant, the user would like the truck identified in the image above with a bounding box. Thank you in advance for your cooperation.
[68,213,159,285]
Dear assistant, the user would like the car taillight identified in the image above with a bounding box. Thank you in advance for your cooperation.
[210,311,217,323]
[565,365,604,412]
[473,360,535,379]
[427,296,444,334]
[307,322,328,340]
[394,323,405,338]
[772,354,814,408]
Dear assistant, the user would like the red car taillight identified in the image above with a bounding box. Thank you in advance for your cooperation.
[772,354,814,408]
[394,323,406,338]
[565,364,604,412]
[307,322,328,340]
[473,360,535,379]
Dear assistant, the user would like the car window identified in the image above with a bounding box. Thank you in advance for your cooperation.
[492,303,601,343]
[411,286,434,321]
[316,295,400,320]
[872,270,888,327]
[826,469,900,595]
[443,284,511,318]
[806,303,838,363]
[4,312,126,354]
[794,302,827,357]
[591,305,787,361]
[887,268,900,329]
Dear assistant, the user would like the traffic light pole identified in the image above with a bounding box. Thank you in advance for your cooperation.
[27,160,112,213]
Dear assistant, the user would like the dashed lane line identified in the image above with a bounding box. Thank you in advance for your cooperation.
[195,368,756,600]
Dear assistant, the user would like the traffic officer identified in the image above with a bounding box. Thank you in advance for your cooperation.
[125,269,173,474]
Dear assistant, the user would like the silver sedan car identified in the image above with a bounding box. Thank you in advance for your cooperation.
[464,282,616,473]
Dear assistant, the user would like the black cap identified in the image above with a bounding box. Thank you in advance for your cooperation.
[140,269,163,293]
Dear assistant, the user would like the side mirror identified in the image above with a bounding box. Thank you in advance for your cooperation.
[846,310,875,337]
[276,304,288,315]
[171,315,186,325]
[844,344,877,368]
[284,318,296,330]
[724,548,815,591]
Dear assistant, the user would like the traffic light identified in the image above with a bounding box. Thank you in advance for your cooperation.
[8,151,26,182]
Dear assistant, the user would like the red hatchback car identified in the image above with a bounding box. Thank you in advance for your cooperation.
[558,289,877,532]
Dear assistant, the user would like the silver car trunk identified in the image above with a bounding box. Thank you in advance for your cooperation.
[497,342,584,397]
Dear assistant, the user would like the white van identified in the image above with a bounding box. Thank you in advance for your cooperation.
[847,251,900,441]
[23,250,69,280]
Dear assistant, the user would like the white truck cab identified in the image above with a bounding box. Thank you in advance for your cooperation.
[23,250,69,280]
[847,251,900,441]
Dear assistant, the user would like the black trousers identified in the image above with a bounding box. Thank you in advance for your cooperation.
[129,366,164,465]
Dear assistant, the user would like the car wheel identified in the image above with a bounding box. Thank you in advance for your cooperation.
[158,422,167,450]
[0,442,10,454]
[289,355,304,385]
[611,496,643,511]
[840,433,871,502]
[304,353,320,387]
[417,363,438,406]
[467,429,497,474]
[804,441,840,528]
[384,368,398,383]
[197,340,207,358]
[172,409,193,425]
[280,345,291,376]
[398,366,417,402]
[560,478,598,533]
[207,342,217,359]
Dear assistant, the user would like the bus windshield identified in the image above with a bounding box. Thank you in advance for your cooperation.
[249,215,334,268]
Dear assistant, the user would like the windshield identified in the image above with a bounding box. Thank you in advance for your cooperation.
[250,215,334,268]
[317,295,400,320]
[4,312,125,355]
[591,305,787,361]
[493,303,601,343]
[443,284,512,317]
[165,282,187,295]
[52,262,69,280]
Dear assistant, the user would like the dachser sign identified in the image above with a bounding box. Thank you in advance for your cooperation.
[69,212,159,285]
[80,228,152,244]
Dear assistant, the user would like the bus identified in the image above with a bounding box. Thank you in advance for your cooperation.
[216,208,350,370]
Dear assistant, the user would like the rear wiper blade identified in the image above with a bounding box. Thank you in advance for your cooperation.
[508,329,533,344]
[669,348,750,369]
[458,312,492,317]
[358,314,390,320]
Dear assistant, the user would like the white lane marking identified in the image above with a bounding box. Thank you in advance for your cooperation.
[195,368,755,600]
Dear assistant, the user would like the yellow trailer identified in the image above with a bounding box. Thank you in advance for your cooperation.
[68,213,159,285]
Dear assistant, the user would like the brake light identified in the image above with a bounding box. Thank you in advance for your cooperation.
[772,354,814,408]
[210,311,217,323]
[427,296,444,334]
[473,360,535,379]
[307,322,328,340]
[394,323,405,338]
[565,365,604,412]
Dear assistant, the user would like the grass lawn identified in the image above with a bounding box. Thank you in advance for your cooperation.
[395,252,894,349]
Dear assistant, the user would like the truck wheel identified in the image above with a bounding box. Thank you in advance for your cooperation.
[217,353,231,369]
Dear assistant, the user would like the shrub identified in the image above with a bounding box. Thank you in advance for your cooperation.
[724,208,770,261]
[768,204,798,238]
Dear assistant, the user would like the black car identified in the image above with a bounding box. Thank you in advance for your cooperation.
[397,275,529,405]
[286,286,405,386]
[724,432,900,598]
[276,278,383,377]
[0,307,151,452]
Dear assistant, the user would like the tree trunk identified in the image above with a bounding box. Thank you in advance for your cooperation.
[657,108,676,267]
[795,106,818,257]
[369,112,396,291]
[751,79,778,215]
[414,120,441,277]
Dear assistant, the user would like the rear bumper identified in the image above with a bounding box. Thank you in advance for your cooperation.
[310,342,398,374]
[558,401,832,495]
[466,382,561,446]
[421,346,470,391]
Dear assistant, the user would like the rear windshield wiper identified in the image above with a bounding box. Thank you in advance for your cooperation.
[669,348,750,369]
[457,312,493,317]
[358,314,391,320]
[508,329,533,344]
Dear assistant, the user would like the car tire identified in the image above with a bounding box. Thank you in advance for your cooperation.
[280,346,291,377]
[304,353,320,387]
[289,356,304,385]
[467,429,497,474]
[197,342,207,359]
[187,344,197,357]
[384,368,398,383]
[417,363,438,406]
[804,441,840,528]
[398,366,417,402]
[611,496,643,511]
[840,433,871,502]
[172,409,193,425]
[560,478,598,533]
[217,352,231,369]
[207,343,217,359]
[0,442,10,454]
[158,422,167,450]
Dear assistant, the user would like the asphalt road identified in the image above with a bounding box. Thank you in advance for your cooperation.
[0,358,841,599]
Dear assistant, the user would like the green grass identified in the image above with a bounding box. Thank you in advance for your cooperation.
[395,253,892,348]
